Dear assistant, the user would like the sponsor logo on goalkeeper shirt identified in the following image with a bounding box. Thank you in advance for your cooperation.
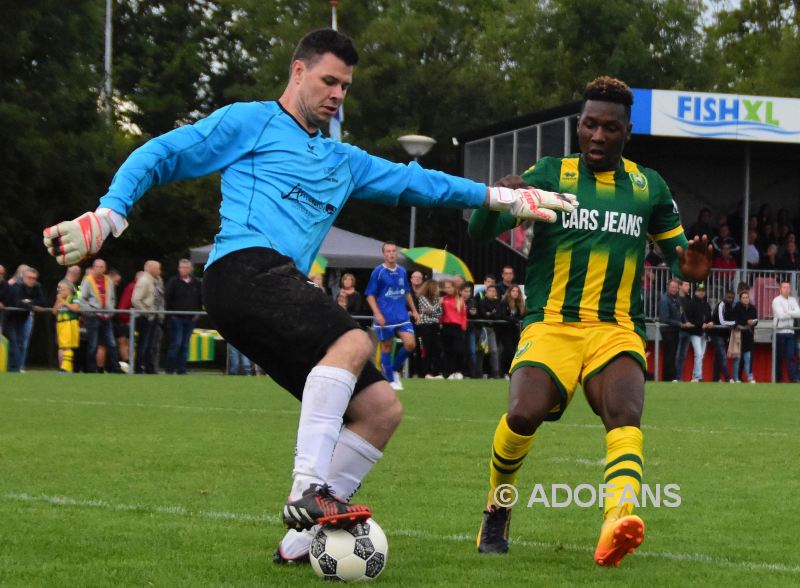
[282,184,338,217]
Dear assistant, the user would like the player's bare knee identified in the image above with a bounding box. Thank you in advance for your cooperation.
[506,367,559,435]
[603,398,642,429]
[379,391,403,432]
[342,329,374,364]
[505,411,543,436]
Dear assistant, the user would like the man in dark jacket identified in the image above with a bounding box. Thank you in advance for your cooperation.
[164,258,203,374]
[658,278,682,382]
[477,284,502,379]
[685,283,713,382]
[0,265,9,335]
[6,267,46,371]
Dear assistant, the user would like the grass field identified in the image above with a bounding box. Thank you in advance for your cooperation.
[1,373,798,587]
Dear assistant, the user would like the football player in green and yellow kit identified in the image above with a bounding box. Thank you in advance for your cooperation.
[473,77,713,566]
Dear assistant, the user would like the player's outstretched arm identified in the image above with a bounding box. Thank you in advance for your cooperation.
[470,176,524,242]
[468,208,515,242]
[485,185,577,222]
[43,209,128,266]
[468,175,578,241]
[675,234,714,282]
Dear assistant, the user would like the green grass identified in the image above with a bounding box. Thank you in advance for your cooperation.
[1,373,798,586]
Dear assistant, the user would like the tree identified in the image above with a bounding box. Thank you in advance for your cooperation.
[704,0,800,97]
[0,1,123,276]
[477,0,710,111]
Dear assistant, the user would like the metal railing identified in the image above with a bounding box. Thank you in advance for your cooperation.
[0,307,527,376]
[642,267,798,321]
[2,304,798,383]
[0,306,205,375]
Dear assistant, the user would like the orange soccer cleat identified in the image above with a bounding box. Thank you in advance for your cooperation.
[594,514,645,567]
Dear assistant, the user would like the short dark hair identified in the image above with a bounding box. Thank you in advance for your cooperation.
[291,29,359,71]
[382,241,397,252]
[581,76,633,118]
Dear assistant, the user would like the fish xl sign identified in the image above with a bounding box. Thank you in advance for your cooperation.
[630,88,800,143]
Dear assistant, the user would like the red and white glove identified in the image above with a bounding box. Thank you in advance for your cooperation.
[488,186,578,222]
[43,208,128,265]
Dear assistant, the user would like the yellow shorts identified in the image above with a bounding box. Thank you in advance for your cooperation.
[56,320,80,349]
[510,321,646,421]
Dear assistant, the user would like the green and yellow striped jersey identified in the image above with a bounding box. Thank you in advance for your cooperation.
[469,155,688,339]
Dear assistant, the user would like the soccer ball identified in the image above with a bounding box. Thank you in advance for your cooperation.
[309,518,388,582]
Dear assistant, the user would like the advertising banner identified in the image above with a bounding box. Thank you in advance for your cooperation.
[631,88,800,143]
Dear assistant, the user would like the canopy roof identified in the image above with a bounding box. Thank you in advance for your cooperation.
[189,226,389,268]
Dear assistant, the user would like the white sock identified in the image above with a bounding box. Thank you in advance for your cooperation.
[328,427,383,503]
[290,366,357,500]
[278,525,320,559]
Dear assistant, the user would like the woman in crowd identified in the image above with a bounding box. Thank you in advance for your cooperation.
[760,243,779,271]
[497,284,525,376]
[416,279,444,379]
[408,270,426,377]
[439,279,466,379]
[461,282,477,377]
[409,270,425,302]
[732,290,758,383]
[336,272,363,316]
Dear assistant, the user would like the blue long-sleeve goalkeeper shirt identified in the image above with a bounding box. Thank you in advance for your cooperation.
[99,101,486,273]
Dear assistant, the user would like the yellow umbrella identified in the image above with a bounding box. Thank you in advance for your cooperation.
[402,247,474,282]
[310,254,328,276]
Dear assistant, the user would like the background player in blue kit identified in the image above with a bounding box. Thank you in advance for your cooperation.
[365,242,420,391]
[42,29,577,564]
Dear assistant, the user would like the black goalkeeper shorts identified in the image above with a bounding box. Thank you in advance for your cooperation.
[202,247,384,400]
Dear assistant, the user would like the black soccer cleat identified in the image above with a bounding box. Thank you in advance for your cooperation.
[283,483,372,531]
[477,503,512,554]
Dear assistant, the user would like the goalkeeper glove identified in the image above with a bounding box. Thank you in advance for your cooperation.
[43,208,128,265]
[487,186,578,222]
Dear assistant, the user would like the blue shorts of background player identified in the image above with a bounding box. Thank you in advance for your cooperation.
[374,321,415,343]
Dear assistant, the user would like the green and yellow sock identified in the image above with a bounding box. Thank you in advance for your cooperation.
[602,426,643,520]
[488,413,536,506]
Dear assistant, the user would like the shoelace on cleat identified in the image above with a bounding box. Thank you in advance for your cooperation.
[482,507,508,543]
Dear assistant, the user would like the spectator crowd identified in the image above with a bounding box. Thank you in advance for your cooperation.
[2,198,800,383]
[0,259,202,375]
[643,203,800,275]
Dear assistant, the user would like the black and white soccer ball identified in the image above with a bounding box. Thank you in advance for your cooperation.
[310,518,388,582]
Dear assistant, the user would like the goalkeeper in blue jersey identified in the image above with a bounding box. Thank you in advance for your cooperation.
[42,29,578,563]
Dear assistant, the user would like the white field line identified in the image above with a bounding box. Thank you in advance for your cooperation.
[405,416,791,438]
[3,491,799,575]
[5,397,790,437]
[2,491,280,524]
[6,397,297,416]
